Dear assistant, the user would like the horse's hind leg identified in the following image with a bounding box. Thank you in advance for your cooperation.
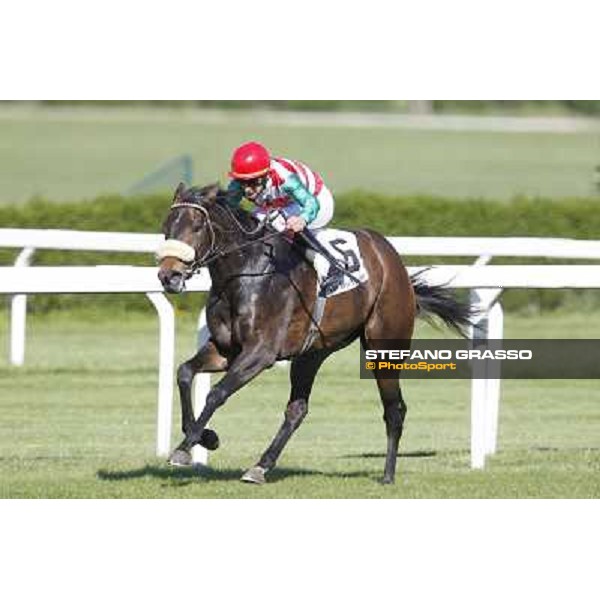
[241,350,330,484]
[362,331,408,484]
[370,363,407,485]
[169,340,228,467]
[360,233,415,483]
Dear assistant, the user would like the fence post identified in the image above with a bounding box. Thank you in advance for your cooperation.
[192,308,210,465]
[485,301,504,456]
[146,292,175,458]
[469,288,503,469]
[10,247,36,366]
[470,289,488,469]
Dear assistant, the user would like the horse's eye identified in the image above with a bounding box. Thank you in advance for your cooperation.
[192,224,203,233]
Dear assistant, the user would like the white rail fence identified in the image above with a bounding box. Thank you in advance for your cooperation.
[2,228,162,366]
[2,229,600,469]
[6,229,600,367]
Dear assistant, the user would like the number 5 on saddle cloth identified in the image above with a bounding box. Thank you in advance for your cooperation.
[266,210,369,299]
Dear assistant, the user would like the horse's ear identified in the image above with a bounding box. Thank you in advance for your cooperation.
[204,183,220,203]
[172,182,186,204]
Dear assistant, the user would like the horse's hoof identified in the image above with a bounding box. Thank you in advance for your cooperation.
[241,466,267,485]
[168,449,193,467]
[381,476,395,485]
[200,428,220,451]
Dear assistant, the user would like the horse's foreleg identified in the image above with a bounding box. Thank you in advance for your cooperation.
[241,350,330,484]
[169,340,228,466]
[174,345,276,458]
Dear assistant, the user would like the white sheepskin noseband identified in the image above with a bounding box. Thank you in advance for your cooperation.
[156,239,196,263]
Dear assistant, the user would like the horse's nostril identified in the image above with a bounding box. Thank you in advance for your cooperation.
[159,269,185,293]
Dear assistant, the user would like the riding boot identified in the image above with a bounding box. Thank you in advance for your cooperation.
[318,264,346,296]
[295,230,345,295]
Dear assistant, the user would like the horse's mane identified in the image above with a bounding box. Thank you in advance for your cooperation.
[179,183,261,235]
[180,183,222,203]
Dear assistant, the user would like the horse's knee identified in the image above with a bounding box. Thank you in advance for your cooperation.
[286,398,308,426]
[383,402,405,432]
[177,361,194,387]
[399,401,407,421]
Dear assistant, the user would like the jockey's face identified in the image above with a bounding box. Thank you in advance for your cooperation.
[240,176,267,201]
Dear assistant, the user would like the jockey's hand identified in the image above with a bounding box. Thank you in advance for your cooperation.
[286,216,307,233]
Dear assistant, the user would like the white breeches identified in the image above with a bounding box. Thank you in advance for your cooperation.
[253,186,335,230]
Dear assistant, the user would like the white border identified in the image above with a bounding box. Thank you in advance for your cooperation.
[1,501,597,600]
[1,2,597,598]
[1,1,598,99]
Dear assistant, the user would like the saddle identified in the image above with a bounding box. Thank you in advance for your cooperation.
[292,228,369,352]
[295,228,368,298]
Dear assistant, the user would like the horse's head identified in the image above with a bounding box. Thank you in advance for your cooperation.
[157,182,221,293]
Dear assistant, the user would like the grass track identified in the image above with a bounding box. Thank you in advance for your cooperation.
[0,308,598,498]
[1,104,598,202]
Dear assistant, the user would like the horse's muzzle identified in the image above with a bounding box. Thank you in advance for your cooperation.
[158,268,186,294]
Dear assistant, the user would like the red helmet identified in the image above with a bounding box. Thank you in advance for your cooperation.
[229,141,271,179]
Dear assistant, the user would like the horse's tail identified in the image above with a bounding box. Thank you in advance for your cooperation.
[410,270,476,338]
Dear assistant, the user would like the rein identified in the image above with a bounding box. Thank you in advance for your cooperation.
[164,201,285,276]
[197,229,285,270]
[161,192,327,349]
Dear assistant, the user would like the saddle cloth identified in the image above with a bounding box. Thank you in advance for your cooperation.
[298,229,369,353]
[309,229,369,298]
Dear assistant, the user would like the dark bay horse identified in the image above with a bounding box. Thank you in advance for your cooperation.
[157,183,472,484]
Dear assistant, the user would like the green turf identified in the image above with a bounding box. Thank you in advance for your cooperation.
[0,307,598,498]
[1,104,598,203]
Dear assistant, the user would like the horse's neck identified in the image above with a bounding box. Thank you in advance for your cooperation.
[213,200,256,231]
[208,233,301,294]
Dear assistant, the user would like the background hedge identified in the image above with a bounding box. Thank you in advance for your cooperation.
[1,191,599,314]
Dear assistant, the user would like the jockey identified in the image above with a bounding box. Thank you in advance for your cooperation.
[226,141,345,291]
[226,141,334,234]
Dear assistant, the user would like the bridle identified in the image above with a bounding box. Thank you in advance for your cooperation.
[162,200,285,277]
[168,202,216,271]
[160,196,326,345]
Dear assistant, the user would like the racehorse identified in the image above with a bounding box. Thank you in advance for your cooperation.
[157,183,473,484]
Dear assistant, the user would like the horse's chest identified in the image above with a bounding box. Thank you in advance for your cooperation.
[206,300,233,351]
[206,282,287,352]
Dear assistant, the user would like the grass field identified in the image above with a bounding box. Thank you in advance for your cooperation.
[0,306,598,498]
[1,103,599,203]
